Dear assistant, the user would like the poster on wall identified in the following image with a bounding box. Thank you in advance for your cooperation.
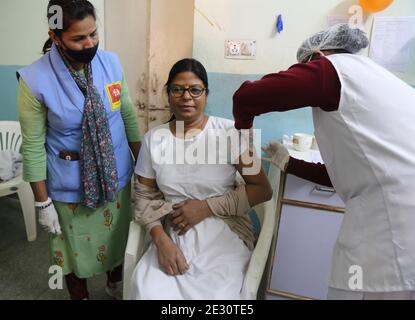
[369,16,415,73]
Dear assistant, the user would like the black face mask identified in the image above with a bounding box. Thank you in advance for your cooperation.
[61,41,99,64]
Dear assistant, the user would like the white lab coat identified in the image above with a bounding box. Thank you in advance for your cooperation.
[313,54,415,292]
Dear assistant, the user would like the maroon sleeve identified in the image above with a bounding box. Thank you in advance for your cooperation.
[286,157,333,188]
[233,57,341,129]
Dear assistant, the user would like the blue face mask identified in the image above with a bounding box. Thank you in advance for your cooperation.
[61,40,99,64]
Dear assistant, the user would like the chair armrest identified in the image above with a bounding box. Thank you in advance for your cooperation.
[244,199,277,298]
[123,221,147,299]
[243,164,281,298]
[0,175,23,197]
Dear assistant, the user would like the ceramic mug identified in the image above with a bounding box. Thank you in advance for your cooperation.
[292,133,313,151]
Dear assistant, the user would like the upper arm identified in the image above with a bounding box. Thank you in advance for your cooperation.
[234,150,269,187]
[17,78,47,148]
[135,134,157,179]
[135,135,158,193]
[231,127,269,188]
[17,78,46,126]
[233,149,273,206]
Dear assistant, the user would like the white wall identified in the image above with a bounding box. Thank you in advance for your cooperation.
[0,0,105,66]
[0,0,105,121]
[194,0,415,83]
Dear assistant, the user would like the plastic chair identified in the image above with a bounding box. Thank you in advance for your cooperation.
[0,121,36,241]
[123,164,281,299]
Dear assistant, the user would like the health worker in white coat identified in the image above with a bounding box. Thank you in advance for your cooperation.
[232,23,415,300]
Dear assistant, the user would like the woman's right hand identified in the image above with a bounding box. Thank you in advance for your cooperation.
[154,232,189,276]
[36,199,62,235]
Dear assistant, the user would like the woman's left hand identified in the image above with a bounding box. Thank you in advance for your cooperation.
[170,199,212,236]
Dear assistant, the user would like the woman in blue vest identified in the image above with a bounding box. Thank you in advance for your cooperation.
[17,0,140,300]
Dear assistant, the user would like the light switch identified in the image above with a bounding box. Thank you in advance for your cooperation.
[225,40,256,60]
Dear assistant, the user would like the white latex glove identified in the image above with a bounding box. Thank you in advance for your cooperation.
[262,140,290,171]
[35,198,62,235]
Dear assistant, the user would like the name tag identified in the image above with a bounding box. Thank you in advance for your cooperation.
[105,81,122,111]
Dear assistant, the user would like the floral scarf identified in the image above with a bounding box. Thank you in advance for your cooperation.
[59,50,118,209]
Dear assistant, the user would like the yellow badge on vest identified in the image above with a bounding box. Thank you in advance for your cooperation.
[105,82,122,111]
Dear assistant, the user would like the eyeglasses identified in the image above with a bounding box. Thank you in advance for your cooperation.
[169,85,208,98]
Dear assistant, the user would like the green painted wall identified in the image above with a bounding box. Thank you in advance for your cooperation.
[0,66,22,121]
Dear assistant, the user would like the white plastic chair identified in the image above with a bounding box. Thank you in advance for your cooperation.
[123,164,281,299]
[0,121,36,241]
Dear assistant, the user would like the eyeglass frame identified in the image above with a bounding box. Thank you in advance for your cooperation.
[167,85,209,98]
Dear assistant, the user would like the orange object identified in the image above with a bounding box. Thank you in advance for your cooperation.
[359,0,394,13]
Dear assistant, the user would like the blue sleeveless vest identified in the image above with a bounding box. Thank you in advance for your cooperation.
[18,44,133,203]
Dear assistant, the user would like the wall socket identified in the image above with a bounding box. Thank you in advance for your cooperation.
[225,40,256,60]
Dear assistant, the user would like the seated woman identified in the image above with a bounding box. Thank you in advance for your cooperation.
[130,58,272,300]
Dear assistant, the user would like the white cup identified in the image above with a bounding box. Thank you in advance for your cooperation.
[292,133,313,151]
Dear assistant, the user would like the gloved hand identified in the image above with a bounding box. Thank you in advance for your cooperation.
[35,198,62,235]
[262,140,290,171]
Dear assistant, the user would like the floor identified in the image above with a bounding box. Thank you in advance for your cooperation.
[0,195,112,300]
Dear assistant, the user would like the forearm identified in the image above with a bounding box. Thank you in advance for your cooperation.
[233,58,341,129]
[150,225,169,246]
[233,69,317,129]
[286,157,333,187]
[30,181,49,202]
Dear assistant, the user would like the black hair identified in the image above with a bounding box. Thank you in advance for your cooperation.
[42,0,96,54]
[328,49,351,54]
[165,58,209,123]
[165,58,209,95]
